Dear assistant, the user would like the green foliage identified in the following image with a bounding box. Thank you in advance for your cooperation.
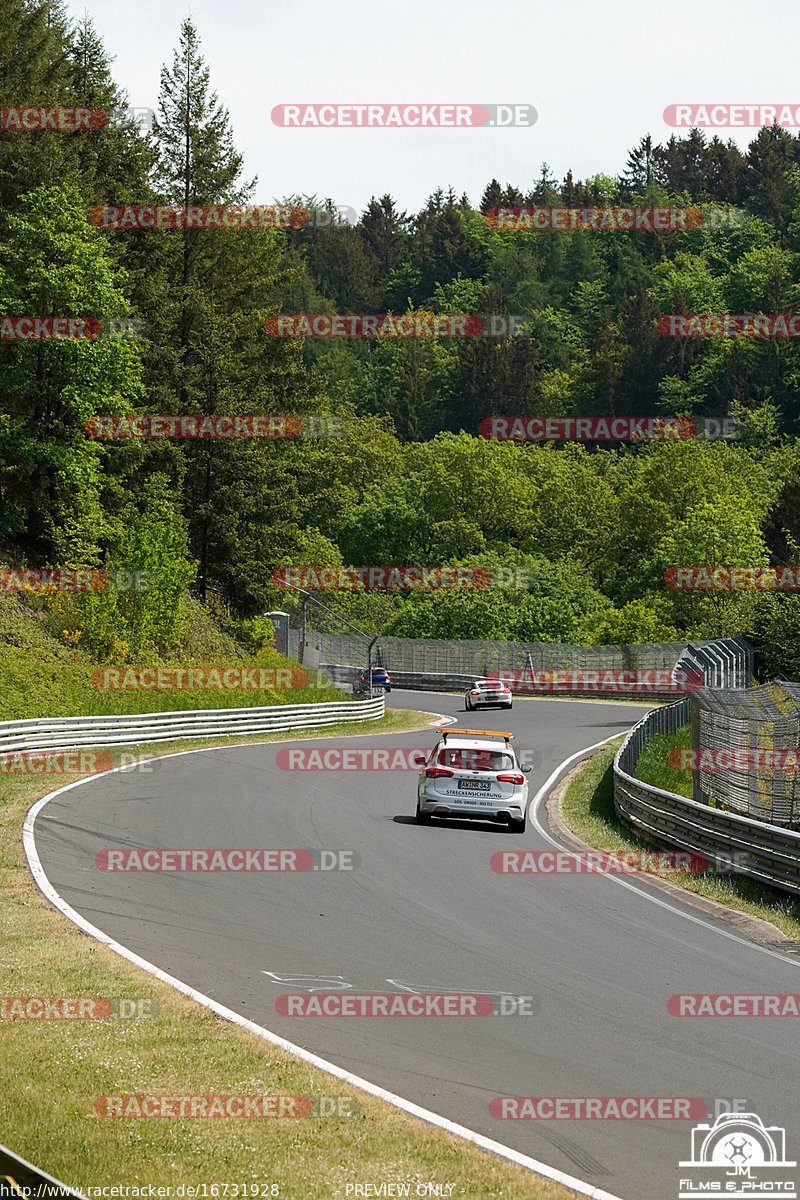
[0,185,143,560]
[0,591,339,722]
[745,592,800,681]
[582,596,680,645]
[384,554,610,642]
[232,615,276,651]
[41,487,196,660]
[5,0,800,681]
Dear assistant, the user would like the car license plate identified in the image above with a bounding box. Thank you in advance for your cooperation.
[458,780,491,791]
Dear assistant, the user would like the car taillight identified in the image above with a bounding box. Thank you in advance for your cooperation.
[497,772,524,785]
[426,767,454,779]
[471,690,479,695]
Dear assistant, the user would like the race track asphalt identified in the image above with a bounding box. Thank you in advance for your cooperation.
[31,691,800,1200]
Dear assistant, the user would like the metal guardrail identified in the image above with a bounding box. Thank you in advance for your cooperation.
[383,670,701,699]
[0,697,385,755]
[326,665,485,694]
[333,667,710,701]
[0,1141,84,1198]
[614,700,800,898]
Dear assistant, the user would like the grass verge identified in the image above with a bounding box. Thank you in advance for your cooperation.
[1,707,578,1200]
[633,723,692,797]
[559,739,800,941]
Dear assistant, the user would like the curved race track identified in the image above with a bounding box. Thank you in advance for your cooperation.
[30,692,800,1200]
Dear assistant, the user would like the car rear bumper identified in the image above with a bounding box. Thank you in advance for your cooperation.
[418,796,525,822]
[420,805,523,823]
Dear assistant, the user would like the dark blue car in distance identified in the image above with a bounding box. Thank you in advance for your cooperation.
[359,666,391,692]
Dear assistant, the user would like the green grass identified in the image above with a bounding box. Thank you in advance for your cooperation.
[560,740,800,940]
[633,722,693,797]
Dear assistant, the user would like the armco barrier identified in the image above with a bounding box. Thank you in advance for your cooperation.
[0,1141,83,1198]
[0,697,384,755]
[613,700,800,898]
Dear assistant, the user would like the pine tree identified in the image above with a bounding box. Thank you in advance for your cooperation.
[562,170,578,206]
[705,136,746,204]
[65,16,153,204]
[746,125,798,227]
[530,162,559,205]
[359,195,409,283]
[620,135,657,198]
[144,18,320,607]
[500,183,525,207]
[0,0,76,212]
[479,179,502,213]
[151,16,254,376]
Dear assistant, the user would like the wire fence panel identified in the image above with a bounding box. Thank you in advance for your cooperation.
[690,682,800,827]
[301,631,753,697]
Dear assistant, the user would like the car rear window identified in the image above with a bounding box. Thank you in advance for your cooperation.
[477,681,505,689]
[436,747,514,772]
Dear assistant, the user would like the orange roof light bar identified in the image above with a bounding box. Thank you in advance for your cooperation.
[437,728,514,740]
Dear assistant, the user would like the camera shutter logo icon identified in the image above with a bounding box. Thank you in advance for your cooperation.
[680,1112,796,1199]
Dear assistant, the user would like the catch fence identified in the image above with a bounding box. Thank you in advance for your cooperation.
[690,681,800,826]
[296,632,753,697]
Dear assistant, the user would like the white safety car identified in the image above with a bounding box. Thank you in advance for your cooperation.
[416,728,531,832]
[465,678,513,710]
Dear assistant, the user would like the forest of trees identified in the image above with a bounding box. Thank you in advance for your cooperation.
[4,1,800,677]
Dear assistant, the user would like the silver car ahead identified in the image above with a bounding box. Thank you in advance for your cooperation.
[416,728,531,832]
[465,678,513,710]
